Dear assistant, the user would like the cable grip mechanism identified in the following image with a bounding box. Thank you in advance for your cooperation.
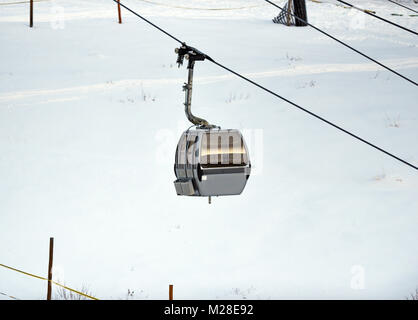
[175,44,216,129]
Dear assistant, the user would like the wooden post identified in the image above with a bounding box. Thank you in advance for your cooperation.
[117,0,122,24]
[169,284,173,300]
[29,0,33,28]
[286,0,293,26]
[47,237,54,300]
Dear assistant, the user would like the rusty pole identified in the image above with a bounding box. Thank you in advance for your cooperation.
[169,284,173,300]
[29,0,33,28]
[117,0,122,24]
[47,237,54,300]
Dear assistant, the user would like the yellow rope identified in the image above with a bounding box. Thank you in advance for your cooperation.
[0,291,20,300]
[0,263,99,300]
[50,280,99,300]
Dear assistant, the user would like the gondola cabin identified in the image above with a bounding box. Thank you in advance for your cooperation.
[174,128,251,197]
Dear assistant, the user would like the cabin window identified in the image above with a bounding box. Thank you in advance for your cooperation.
[186,135,198,165]
[201,132,248,167]
[177,134,187,165]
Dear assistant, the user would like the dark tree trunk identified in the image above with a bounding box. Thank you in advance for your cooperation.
[293,0,308,26]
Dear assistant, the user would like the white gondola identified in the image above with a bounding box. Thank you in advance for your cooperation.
[173,44,251,202]
[174,128,251,197]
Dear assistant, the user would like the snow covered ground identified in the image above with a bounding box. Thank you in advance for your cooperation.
[0,0,417,300]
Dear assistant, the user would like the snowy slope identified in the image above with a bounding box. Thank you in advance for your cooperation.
[0,0,417,299]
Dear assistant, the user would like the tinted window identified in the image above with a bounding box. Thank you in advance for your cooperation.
[177,134,187,165]
[200,131,248,167]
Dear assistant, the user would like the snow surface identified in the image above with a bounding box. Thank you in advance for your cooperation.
[0,0,417,300]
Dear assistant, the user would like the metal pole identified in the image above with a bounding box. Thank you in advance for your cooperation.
[30,0,33,28]
[183,61,210,127]
[47,237,54,300]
